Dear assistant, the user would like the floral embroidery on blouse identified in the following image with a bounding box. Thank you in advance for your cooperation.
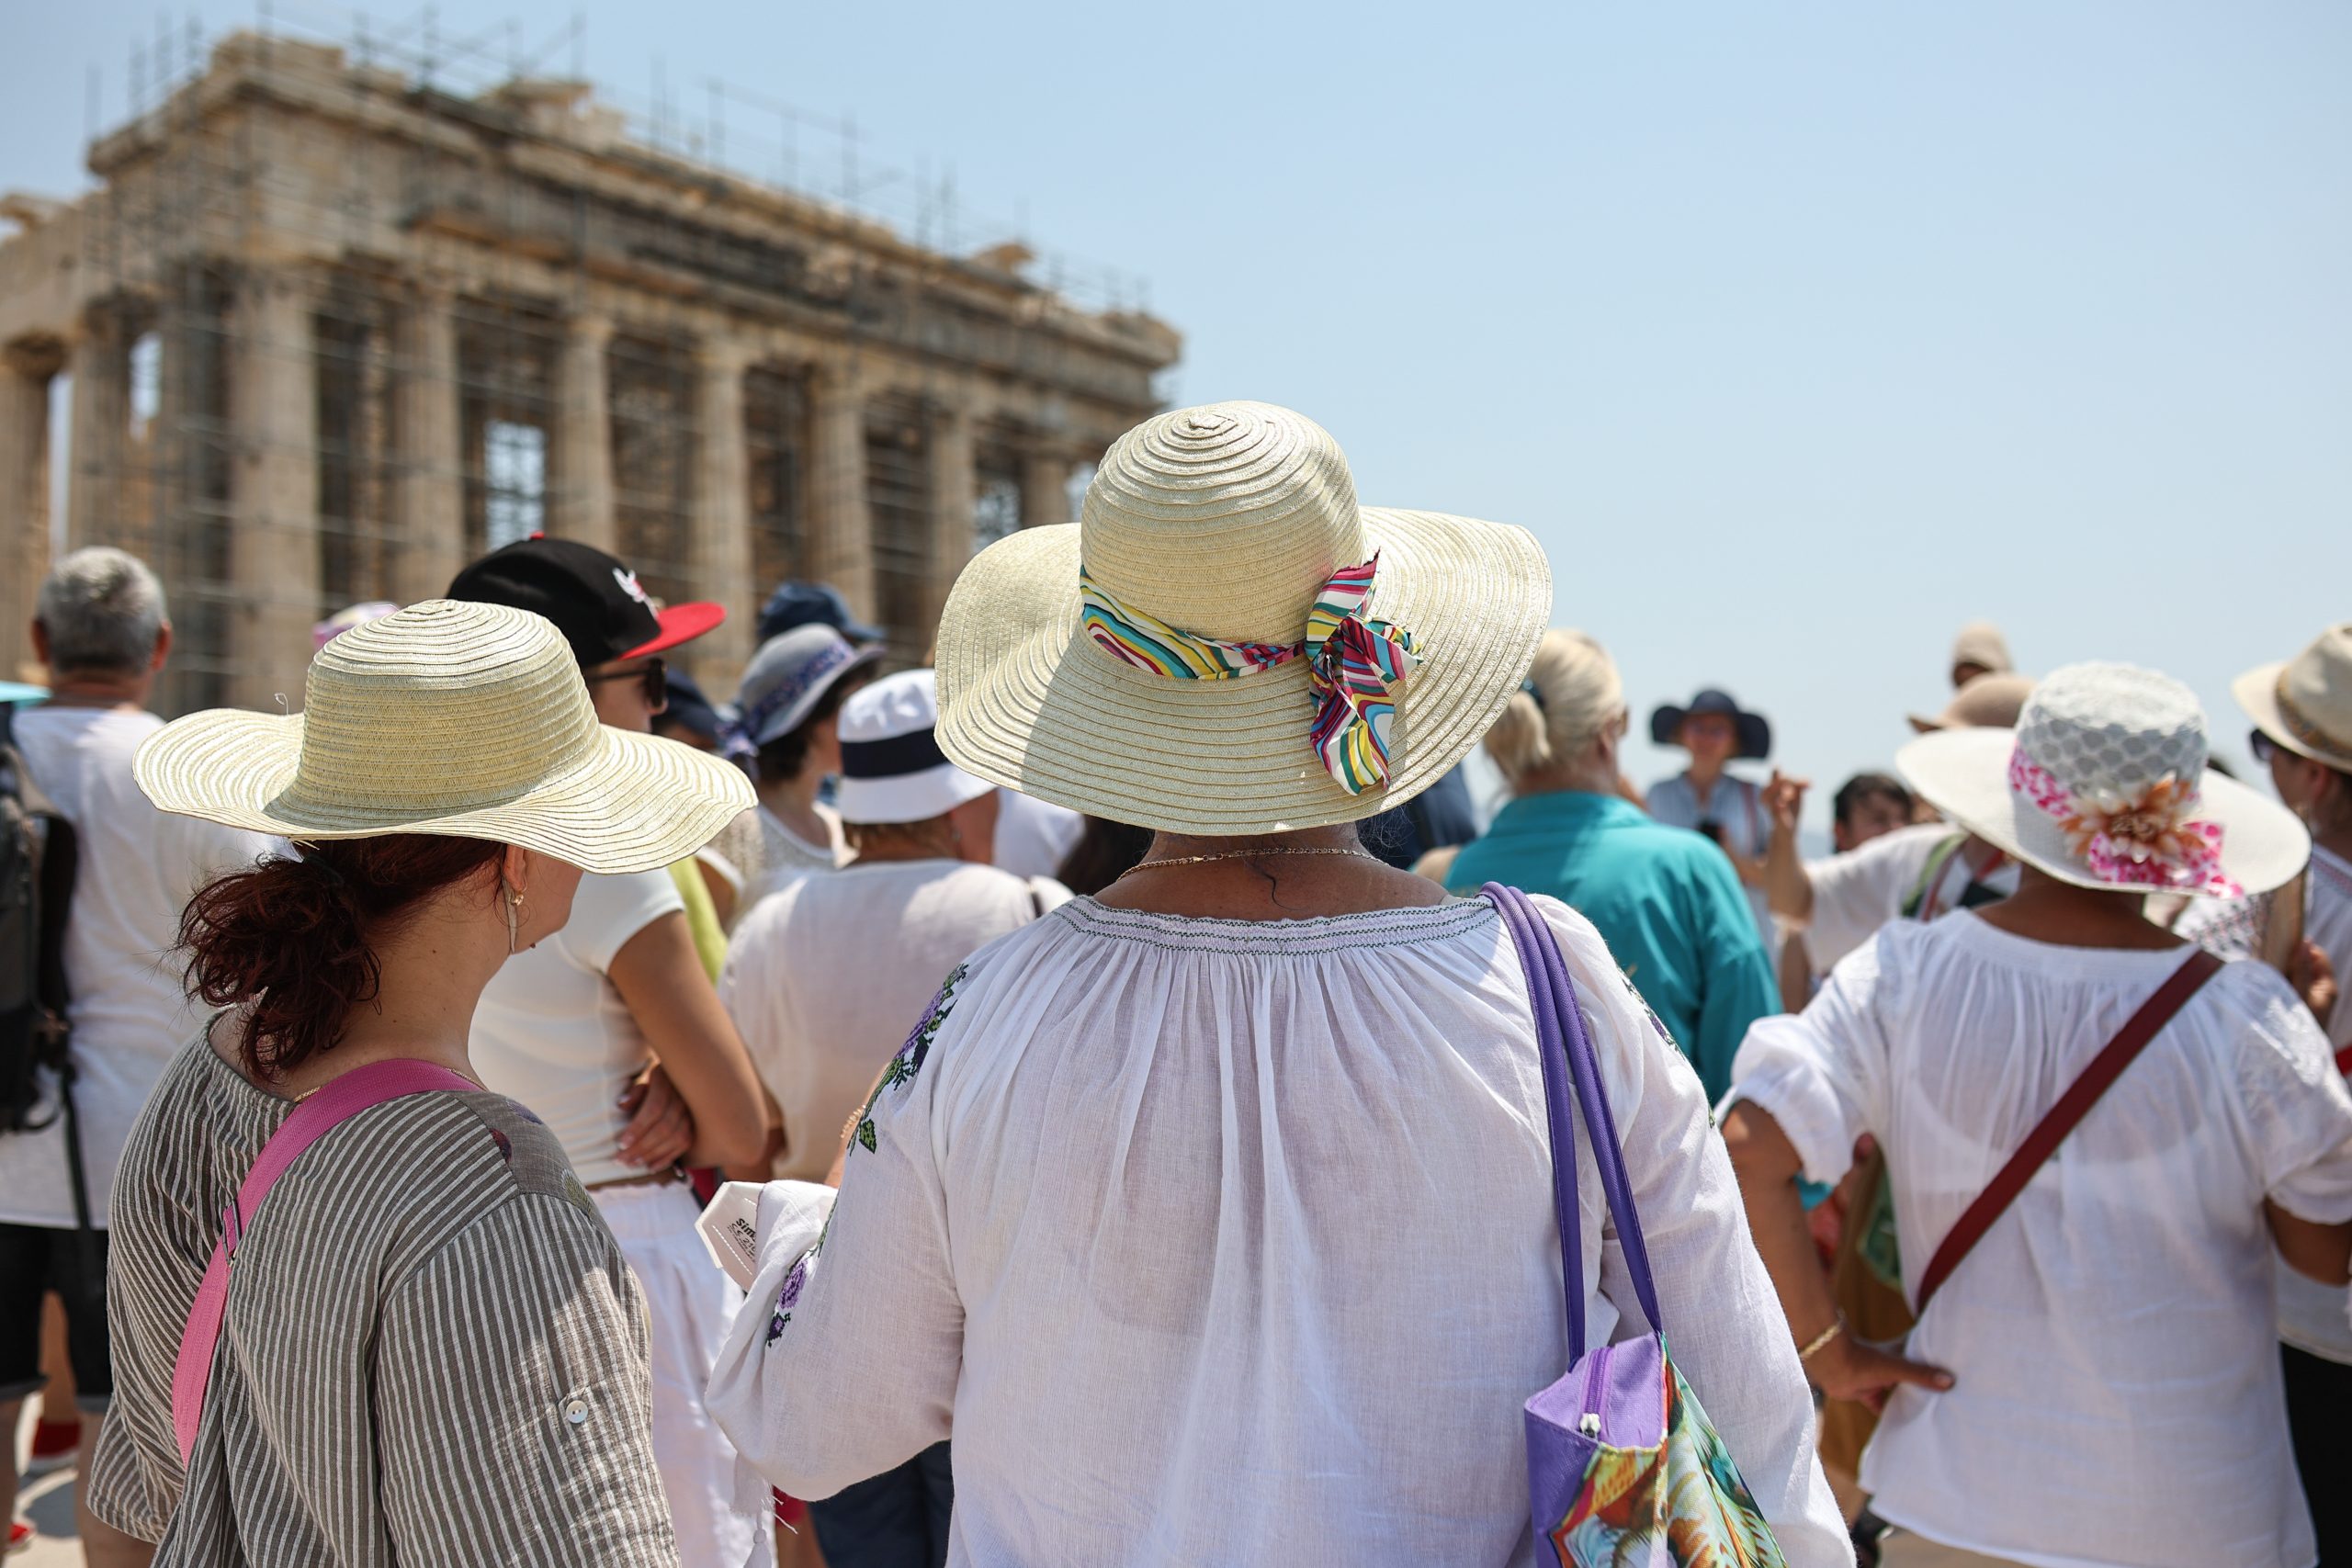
[769,964,969,1347]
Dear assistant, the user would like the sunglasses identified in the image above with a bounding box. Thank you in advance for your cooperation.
[2248,728,2278,766]
[584,656,669,714]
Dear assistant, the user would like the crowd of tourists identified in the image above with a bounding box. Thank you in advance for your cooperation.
[2,399,2346,1568]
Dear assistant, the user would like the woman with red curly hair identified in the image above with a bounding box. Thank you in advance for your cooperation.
[81,600,752,1567]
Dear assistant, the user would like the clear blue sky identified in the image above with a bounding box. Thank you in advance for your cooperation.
[10,2,2347,832]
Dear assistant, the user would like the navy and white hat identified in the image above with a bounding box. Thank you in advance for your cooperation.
[724,626,885,759]
[836,670,996,826]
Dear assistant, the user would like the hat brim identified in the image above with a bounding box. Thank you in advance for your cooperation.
[934,508,1550,835]
[628,602,727,659]
[1650,704,1772,761]
[836,761,997,827]
[2235,661,2352,772]
[1896,727,2308,898]
[135,711,754,875]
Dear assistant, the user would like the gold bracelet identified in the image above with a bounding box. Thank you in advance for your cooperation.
[1796,1314,1847,1364]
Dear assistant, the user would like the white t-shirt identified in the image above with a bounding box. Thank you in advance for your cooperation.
[469,869,683,1188]
[719,859,1064,1181]
[1732,911,2352,1568]
[746,803,848,910]
[2,707,266,1228]
[2180,843,2352,1364]
[992,791,1084,881]
[1798,820,2021,972]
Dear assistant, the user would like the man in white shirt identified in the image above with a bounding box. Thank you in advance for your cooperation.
[1,549,263,1563]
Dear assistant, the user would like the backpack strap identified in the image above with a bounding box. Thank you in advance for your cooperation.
[1912,948,2223,1313]
[170,1058,482,1467]
[1899,832,1968,921]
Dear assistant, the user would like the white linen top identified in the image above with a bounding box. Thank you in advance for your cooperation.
[0,707,266,1228]
[1731,911,2352,1568]
[707,895,1850,1567]
[469,870,684,1188]
[2179,843,2352,1364]
[1797,822,2021,973]
[718,858,1063,1180]
[748,804,848,908]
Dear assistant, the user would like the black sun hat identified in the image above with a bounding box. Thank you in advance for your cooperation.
[1649,688,1771,761]
[448,536,724,670]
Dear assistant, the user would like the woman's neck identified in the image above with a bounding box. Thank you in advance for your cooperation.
[758,770,829,840]
[1092,825,1444,919]
[1970,868,2183,951]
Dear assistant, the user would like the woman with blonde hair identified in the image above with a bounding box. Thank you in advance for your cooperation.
[85,599,752,1563]
[1446,629,1779,1100]
[708,402,1849,1565]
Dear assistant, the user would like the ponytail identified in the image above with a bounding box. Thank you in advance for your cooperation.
[1486,629,1624,784]
[179,834,506,1080]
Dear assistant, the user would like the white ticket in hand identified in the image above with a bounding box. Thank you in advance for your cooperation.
[695,1180,765,1289]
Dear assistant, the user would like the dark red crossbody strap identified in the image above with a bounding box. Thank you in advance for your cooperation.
[1913,947,2223,1313]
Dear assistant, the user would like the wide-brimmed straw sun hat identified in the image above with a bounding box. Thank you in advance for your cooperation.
[2234,624,2352,773]
[135,599,753,874]
[1897,661,2307,898]
[1908,671,2037,734]
[933,401,1550,835]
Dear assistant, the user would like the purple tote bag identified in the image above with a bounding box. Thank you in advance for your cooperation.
[1485,885,1788,1566]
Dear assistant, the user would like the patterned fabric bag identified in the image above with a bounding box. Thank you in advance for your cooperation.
[1486,885,1788,1567]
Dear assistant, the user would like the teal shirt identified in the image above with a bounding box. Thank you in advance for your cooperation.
[1446,790,1779,1100]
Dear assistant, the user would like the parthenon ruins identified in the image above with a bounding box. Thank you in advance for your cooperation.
[0,28,1181,712]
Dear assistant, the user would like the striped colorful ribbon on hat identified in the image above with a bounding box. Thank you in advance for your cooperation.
[1079,554,1422,795]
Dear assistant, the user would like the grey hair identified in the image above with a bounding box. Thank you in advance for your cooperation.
[36,547,168,675]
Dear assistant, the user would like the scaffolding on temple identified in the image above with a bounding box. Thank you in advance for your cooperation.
[0,3,1181,708]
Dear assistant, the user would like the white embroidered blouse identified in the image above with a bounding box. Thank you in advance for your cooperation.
[707,895,1849,1567]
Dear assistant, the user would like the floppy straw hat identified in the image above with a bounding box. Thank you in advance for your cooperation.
[2234,624,2352,773]
[933,402,1550,835]
[1908,671,2037,734]
[1897,661,2307,899]
[135,599,753,874]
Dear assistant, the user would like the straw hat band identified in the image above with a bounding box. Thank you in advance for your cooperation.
[1080,403,1366,644]
[2276,676,2352,763]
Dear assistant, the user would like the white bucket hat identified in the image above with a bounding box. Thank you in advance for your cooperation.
[135,598,754,874]
[1897,661,2308,899]
[933,401,1552,835]
[2234,624,2352,773]
[835,669,996,827]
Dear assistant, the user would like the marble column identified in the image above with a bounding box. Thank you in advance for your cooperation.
[226,268,320,711]
[922,402,976,647]
[804,363,876,624]
[550,312,616,553]
[391,284,464,604]
[64,307,128,550]
[1022,447,1074,529]
[689,340,755,678]
[0,340,59,684]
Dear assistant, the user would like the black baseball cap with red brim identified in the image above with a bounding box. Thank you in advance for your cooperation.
[448,536,723,669]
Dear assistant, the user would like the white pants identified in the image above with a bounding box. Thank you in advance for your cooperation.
[596,1180,775,1568]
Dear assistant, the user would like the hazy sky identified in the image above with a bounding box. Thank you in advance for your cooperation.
[9,2,2347,832]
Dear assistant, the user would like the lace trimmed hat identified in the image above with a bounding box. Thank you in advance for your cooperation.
[1897,661,2307,899]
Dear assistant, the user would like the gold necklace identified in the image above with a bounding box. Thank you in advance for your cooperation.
[1114,846,1377,883]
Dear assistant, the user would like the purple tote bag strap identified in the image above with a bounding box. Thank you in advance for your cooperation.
[1484,884,1664,1360]
[168,1058,480,1467]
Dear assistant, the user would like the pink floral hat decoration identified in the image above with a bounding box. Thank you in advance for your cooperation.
[1895,661,2309,900]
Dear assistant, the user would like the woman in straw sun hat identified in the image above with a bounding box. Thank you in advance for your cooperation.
[707,401,1850,1564]
[2178,623,2352,1562]
[1723,661,2352,1568]
[83,599,751,1566]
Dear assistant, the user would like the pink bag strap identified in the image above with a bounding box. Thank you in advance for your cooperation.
[169,1058,481,1467]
